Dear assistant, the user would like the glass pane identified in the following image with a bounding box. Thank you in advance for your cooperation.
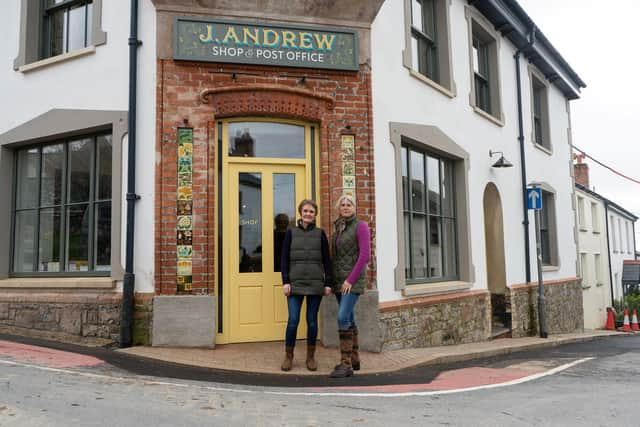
[86,3,93,45]
[411,36,419,71]
[410,213,427,278]
[50,9,67,56]
[404,212,411,278]
[428,216,443,277]
[68,4,87,51]
[13,210,37,272]
[273,174,296,272]
[441,160,454,217]
[442,218,457,277]
[412,0,423,31]
[239,173,262,273]
[38,207,61,272]
[409,150,425,212]
[229,122,304,158]
[40,144,64,206]
[427,156,440,215]
[401,146,408,210]
[16,148,40,210]
[68,138,93,203]
[66,203,90,271]
[96,134,112,200]
[95,201,111,271]
[424,0,436,38]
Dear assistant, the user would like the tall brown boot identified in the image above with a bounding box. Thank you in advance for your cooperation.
[351,325,360,371]
[306,345,317,371]
[329,329,353,378]
[281,346,294,371]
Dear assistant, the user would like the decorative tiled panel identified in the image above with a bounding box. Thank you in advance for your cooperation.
[341,134,356,197]
[177,128,194,293]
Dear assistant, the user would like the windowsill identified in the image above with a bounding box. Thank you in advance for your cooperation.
[407,68,456,98]
[402,280,472,297]
[533,142,553,155]
[579,226,588,232]
[596,283,605,287]
[542,265,560,272]
[0,277,115,289]
[581,285,591,290]
[592,230,601,234]
[471,105,504,127]
[18,46,96,73]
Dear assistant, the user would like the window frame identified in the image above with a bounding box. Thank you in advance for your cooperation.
[390,122,474,297]
[577,196,586,231]
[529,67,552,153]
[13,0,106,71]
[535,186,559,268]
[591,201,600,233]
[10,133,112,277]
[401,143,458,284]
[465,6,504,125]
[41,0,94,59]
[403,0,456,96]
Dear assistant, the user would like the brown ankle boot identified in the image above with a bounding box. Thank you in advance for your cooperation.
[329,329,353,378]
[281,346,294,371]
[306,345,317,371]
[351,325,360,371]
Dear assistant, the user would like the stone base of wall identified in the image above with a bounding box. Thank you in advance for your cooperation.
[0,292,122,342]
[0,292,154,346]
[509,278,583,338]
[320,289,382,352]
[378,290,491,351]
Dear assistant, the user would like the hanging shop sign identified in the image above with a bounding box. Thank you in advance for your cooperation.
[174,17,358,71]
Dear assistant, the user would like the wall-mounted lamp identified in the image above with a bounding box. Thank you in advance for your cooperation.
[489,150,513,168]
[231,72,237,80]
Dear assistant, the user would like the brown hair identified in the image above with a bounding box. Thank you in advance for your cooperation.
[298,199,318,215]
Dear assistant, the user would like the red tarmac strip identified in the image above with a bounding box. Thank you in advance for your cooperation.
[318,367,531,393]
[0,340,104,368]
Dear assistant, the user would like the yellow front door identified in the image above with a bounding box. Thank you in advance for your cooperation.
[226,163,307,342]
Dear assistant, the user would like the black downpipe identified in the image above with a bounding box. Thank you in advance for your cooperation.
[514,28,536,284]
[604,202,615,305]
[120,0,141,348]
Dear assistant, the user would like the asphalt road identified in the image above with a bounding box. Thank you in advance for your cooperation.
[1,334,639,426]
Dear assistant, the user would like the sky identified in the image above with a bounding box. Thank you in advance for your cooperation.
[518,0,640,249]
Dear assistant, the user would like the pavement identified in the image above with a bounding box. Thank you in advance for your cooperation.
[118,329,624,376]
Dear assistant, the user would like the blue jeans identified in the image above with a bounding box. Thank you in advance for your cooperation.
[285,294,323,347]
[335,293,360,331]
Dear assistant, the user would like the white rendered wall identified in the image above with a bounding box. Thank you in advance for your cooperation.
[608,209,636,301]
[0,0,157,293]
[576,189,610,329]
[371,0,578,303]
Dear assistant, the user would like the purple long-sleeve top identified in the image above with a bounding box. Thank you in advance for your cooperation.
[336,221,371,285]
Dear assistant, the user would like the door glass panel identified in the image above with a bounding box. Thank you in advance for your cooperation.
[273,174,296,272]
[239,173,262,273]
[229,122,304,158]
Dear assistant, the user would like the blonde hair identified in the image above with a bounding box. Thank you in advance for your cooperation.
[335,194,356,211]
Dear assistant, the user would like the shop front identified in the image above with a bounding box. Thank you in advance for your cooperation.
[152,8,379,348]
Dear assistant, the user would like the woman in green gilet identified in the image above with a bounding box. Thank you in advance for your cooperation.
[280,199,332,371]
[329,194,371,378]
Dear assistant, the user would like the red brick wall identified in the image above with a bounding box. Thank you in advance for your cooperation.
[155,59,376,295]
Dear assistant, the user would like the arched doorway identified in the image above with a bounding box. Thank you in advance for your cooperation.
[483,183,510,337]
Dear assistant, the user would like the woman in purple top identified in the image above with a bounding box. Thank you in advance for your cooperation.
[329,194,371,378]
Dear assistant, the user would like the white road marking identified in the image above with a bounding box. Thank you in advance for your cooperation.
[0,356,594,397]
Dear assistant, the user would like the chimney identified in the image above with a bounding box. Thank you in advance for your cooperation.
[573,153,589,188]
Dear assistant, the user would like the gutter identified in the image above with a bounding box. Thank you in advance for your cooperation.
[120,0,141,348]
[513,27,536,284]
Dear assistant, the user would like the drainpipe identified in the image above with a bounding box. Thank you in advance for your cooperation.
[120,0,141,348]
[514,27,536,284]
[604,202,615,306]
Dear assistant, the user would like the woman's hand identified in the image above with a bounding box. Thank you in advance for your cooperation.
[323,286,332,296]
[340,280,352,294]
[283,284,291,296]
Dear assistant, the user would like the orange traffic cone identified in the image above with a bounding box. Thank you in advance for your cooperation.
[621,309,631,332]
[631,309,639,331]
[605,307,616,331]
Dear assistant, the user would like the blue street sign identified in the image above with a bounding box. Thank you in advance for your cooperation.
[527,187,542,210]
